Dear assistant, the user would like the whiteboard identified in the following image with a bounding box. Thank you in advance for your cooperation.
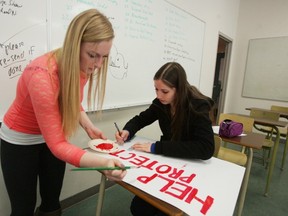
[242,36,288,102]
[0,0,47,121]
[0,0,205,120]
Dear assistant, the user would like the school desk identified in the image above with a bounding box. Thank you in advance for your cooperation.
[238,112,288,196]
[246,107,288,119]
[95,173,182,216]
[87,136,245,216]
[246,107,288,170]
[116,180,183,216]
[213,127,265,216]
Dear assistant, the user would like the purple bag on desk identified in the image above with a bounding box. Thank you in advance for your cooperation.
[219,119,243,137]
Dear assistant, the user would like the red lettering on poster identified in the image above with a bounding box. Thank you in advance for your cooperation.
[179,173,196,183]
[109,149,125,157]
[185,188,214,215]
[137,173,158,184]
[119,152,136,160]
[159,175,192,200]
[129,155,150,166]
[110,148,215,215]
[167,168,185,179]
[155,164,172,174]
[140,160,159,170]
[158,176,174,192]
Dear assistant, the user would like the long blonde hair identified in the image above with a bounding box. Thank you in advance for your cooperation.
[53,9,114,137]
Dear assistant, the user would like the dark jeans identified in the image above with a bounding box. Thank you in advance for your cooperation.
[130,195,168,216]
[1,139,65,216]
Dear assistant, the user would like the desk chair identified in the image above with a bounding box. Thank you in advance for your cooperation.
[218,113,253,165]
[213,135,221,157]
[271,105,288,114]
[249,109,278,168]
[270,105,288,169]
[217,114,254,216]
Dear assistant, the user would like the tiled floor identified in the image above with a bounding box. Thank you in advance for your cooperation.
[63,183,134,216]
[62,140,288,216]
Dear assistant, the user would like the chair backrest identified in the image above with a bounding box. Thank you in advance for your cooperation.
[271,105,288,114]
[218,113,254,133]
[250,109,280,121]
[213,135,221,157]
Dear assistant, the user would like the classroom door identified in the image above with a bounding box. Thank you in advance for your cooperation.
[211,36,232,124]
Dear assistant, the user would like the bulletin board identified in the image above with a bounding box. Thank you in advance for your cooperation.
[0,0,205,120]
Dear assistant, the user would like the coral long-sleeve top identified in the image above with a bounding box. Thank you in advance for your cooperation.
[3,53,87,167]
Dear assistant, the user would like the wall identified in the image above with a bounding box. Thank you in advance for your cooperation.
[225,0,288,114]
[175,0,240,96]
[0,0,241,215]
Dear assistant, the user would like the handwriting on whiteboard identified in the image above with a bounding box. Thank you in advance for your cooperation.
[0,0,22,16]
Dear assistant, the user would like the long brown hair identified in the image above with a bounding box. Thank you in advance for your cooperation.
[53,9,114,137]
[154,62,213,140]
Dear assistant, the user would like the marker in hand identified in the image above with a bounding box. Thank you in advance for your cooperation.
[114,122,121,135]
[114,122,124,142]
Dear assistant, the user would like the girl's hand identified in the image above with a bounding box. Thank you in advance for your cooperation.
[79,111,107,140]
[80,154,126,181]
[102,159,127,181]
[115,130,129,144]
[86,126,107,140]
[131,142,152,153]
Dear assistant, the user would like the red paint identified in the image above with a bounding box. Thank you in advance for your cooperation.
[179,174,196,184]
[139,160,159,170]
[137,173,214,215]
[185,188,214,214]
[95,143,113,150]
[110,149,125,156]
[119,152,136,159]
[155,164,172,174]
[137,173,158,184]
[167,169,185,179]
[159,176,192,200]
[129,155,150,166]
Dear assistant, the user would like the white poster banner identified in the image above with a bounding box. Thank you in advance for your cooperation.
[88,136,245,216]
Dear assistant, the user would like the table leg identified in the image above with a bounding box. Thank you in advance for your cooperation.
[96,174,106,216]
[264,126,280,196]
[237,147,252,216]
[281,132,288,170]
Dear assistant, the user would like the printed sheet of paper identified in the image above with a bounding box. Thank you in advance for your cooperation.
[88,136,245,216]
